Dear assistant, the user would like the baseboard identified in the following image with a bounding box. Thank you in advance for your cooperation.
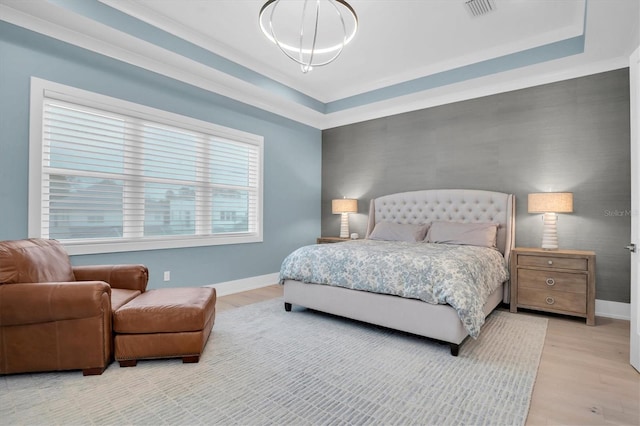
[596,299,631,321]
[205,272,280,297]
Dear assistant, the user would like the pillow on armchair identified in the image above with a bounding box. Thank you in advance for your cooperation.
[0,238,147,311]
[0,238,75,284]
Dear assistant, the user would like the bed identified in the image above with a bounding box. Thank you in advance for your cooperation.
[280,189,515,355]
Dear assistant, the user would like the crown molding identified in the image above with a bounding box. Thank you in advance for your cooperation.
[0,1,631,131]
[97,0,585,105]
[97,0,317,102]
[0,1,326,128]
[326,21,586,103]
[321,55,630,129]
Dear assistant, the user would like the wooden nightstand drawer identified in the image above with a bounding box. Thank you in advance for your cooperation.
[517,288,586,314]
[517,254,587,271]
[510,247,596,325]
[517,269,587,294]
[317,237,350,244]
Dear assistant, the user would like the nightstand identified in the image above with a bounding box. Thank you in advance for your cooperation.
[510,247,596,325]
[316,237,350,244]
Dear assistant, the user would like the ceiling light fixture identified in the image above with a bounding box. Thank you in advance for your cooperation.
[259,0,358,73]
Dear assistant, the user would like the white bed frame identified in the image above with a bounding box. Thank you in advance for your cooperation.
[283,189,515,355]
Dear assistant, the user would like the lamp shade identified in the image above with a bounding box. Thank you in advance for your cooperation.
[332,198,358,214]
[528,192,573,213]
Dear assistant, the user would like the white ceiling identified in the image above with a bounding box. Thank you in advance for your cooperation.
[1,0,639,128]
[108,0,588,102]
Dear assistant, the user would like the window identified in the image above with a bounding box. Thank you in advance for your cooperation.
[29,78,263,255]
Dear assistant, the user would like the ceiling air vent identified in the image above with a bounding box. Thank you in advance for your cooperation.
[465,0,496,17]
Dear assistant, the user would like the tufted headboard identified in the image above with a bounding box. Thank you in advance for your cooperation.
[365,189,516,261]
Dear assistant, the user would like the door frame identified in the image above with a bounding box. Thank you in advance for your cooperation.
[630,45,639,373]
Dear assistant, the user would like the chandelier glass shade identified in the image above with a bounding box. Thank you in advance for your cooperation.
[259,0,358,73]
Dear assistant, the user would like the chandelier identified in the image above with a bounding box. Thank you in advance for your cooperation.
[259,0,358,73]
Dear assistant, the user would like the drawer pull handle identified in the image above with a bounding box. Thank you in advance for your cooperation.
[545,297,555,305]
[548,260,553,265]
[546,278,555,286]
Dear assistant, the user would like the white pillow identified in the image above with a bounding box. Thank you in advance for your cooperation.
[426,221,498,248]
[368,222,430,242]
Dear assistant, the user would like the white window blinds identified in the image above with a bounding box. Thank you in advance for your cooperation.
[31,80,263,254]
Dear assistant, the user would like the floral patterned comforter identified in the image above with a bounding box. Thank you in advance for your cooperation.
[279,240,509,338]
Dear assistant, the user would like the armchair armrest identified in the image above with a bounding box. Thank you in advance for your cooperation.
[0,281,111,326]
[73,265,148,293]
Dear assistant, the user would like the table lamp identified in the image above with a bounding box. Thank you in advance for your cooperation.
[332,198,358,238]
[528,192,573,250]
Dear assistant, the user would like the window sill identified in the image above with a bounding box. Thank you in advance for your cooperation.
[58,234,263,255]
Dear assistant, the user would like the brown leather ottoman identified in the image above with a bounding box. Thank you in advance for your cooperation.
[113,287,216,367]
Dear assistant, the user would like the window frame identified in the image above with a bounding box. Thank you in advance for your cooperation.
[29,77,264,255]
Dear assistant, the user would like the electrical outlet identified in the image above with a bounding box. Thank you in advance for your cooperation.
[163,271,170,281]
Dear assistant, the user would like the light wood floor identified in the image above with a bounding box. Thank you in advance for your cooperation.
[218,285,640,425]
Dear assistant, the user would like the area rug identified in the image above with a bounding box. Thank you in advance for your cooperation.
[0,298,547,425]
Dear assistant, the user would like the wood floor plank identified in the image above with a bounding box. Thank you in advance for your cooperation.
[526,312,639,426]
[216,285,640,425]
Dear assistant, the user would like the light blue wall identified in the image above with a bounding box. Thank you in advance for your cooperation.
[0,22,321,289]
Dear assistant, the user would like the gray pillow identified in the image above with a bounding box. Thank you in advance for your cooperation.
[426,221,498,248]
[368,222,430,242]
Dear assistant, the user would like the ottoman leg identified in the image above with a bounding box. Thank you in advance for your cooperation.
[119,359,138,367]
[182,355,200,363]
[82,367,106,376]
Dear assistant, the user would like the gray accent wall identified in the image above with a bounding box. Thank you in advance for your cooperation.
[322,69,631,304]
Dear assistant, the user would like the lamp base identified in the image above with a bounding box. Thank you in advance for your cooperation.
[540,212,559,250]
[339,213,350,238]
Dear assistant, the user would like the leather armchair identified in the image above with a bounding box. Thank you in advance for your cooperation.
[0,238,148,376]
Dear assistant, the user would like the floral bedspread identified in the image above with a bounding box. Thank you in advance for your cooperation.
[279,240,509,338]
